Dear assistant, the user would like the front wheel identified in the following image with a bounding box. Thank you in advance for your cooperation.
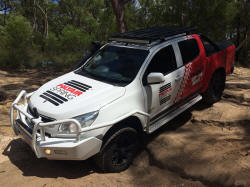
[95,127,139,173]
[203,70,226,105]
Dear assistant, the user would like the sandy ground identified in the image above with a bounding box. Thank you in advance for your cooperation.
[0,67,250,187]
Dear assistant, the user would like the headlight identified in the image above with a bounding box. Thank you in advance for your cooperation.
[74,111,99,128]
[58,111,99,134]
[58,123,78,134]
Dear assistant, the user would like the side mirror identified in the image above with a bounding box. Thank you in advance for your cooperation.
[147,72,165,84]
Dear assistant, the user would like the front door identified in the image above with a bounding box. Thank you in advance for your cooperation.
[143,44,184,119]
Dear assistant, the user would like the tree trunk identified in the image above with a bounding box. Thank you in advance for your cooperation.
[3,1,6,25]
[32,0,38,32]
[3,10,6,26]
[243,0,249,64]
[235,0,249,64]
[110,0,130,33]
[243,25,248,64]
[235,15,241,63]
[44,0,48,38]
[180,0,184,26]
[35,1,48,38]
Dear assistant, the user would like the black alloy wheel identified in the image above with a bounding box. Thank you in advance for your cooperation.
[95,127,139,173]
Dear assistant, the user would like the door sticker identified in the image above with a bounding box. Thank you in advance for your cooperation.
[174,63,192,103]
[159,83,172,105]
[191,72,202,86]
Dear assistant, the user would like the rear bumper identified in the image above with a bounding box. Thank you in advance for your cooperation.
[10,90,103,160]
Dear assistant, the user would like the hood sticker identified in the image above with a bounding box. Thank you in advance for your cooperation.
[39,80,92,106]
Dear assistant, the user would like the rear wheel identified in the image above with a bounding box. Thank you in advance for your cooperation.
[203,70,226,105]
[95,127,139,173]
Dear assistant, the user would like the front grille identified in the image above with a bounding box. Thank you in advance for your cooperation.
[27,105,55,123]
[25,117,34,128]
[26,105,55,137]
[40,114,55,123]
[27,105,36,116]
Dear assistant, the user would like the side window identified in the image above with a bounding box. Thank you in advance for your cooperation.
[200,37,217,56]
[146,45,177,75]
[143,45,177,85]
[178,39,200,65]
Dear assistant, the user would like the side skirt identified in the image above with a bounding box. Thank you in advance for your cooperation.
[148,95,202,134]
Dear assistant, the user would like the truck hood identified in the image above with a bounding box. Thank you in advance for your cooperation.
[29,72,125,119]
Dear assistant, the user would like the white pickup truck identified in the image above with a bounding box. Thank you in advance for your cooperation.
[10,27,235,172]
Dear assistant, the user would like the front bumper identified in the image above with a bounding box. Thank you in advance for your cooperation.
[10,90,104,160]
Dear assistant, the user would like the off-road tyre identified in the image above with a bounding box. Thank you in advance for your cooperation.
[95,127,139,173]
[203,70,226,105]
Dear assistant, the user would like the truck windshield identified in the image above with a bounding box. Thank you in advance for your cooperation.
[76,45,149,85]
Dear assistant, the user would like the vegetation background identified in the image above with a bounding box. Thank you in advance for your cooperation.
[0,0,249,70]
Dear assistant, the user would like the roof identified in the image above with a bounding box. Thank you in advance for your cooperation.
[109,26,196,45]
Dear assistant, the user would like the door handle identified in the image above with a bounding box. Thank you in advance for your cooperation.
[175,75,182,81]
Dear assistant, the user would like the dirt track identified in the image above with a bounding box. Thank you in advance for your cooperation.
[0,67,250,187]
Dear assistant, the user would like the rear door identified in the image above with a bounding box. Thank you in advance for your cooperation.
[143,44,184,119]
[174,36,204,103]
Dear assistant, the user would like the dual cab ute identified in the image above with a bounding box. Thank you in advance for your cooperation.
[11,27,235,172]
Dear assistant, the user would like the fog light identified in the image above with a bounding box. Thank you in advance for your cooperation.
[44,149,52,155]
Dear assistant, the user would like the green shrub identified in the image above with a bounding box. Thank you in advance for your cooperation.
[38,52,82,72]
[0,15,33,69]
[60,25,91,52]
[45,33,60,58]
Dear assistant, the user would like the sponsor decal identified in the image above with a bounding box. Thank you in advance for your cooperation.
[159,83,172,105]
[57,84,83,96]
[39,80,92,106]
[50,85,77,100]
[191,72,202,86]
[159,87,172,97]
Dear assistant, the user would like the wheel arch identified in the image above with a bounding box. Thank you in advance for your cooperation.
[101,116,144,148]
[214,67,226,78]
[202,67,226,93]
[202,67,226,104]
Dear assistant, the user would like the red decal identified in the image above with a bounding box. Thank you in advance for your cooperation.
[57,84,67,90]
[67,87,75,93]
[57,84,83,96]
[159,88,172,96]
[74,90,83,96]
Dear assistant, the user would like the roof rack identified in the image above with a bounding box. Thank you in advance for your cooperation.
[109,26,196,45]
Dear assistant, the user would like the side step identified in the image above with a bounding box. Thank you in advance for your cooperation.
[148,95,202,134]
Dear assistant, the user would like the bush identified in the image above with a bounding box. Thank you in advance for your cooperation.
[60,25,91,52]
[0,15,33,69]
[42,29,89,70]
[45,33,60,58]
[51,52,83,71]
[39,26,92,70]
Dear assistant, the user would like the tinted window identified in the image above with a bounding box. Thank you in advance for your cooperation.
[143,45,177,85]
[146,45,177,75]
[200,37,217,56]
[178,39,200,65]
